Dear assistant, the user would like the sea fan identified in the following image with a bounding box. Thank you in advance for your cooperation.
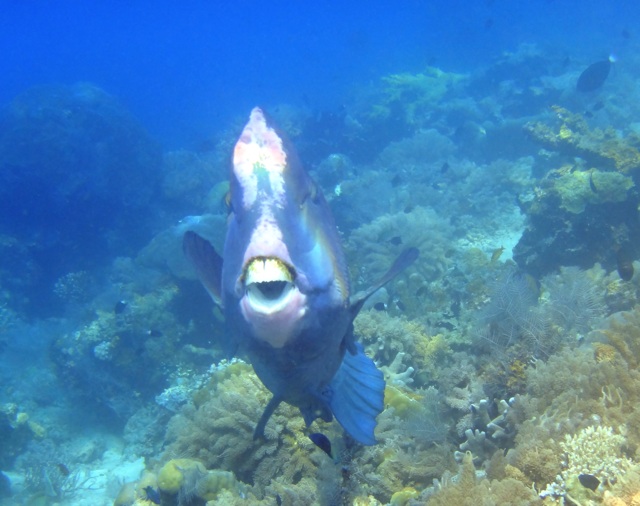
[542,266,605,336]
[475,269,541,350]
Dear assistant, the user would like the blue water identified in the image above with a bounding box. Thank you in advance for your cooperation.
[2,1,634,147]
[2,2,640,504]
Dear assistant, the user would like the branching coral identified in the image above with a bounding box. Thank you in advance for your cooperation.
[561,425,633,487]
[424,452,542,505]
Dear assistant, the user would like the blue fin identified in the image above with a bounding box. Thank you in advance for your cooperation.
[328,343,385,445]
[183,231,223,306]
[253,395,282,440]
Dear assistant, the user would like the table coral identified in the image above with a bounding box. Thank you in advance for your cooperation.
[367,67,467,128]
[525,106,640,174]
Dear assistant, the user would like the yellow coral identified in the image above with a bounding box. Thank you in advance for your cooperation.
[157,458,206,494]
[384,385,422,418]
[594,342,618,363]
[413,333,450,372]
[389,487,419,506]
[600,308,640,369]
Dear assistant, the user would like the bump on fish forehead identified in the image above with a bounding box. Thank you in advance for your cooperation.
[233,108,287,210]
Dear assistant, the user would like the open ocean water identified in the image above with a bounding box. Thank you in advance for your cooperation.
[1,2,640,505]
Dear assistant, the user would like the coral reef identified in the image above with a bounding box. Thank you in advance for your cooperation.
[162,360,329,495]
[525,106,640,174]
[346,205,455,319]
[0,83,162,317]
[423,452,541,505]
[368,67,467,128]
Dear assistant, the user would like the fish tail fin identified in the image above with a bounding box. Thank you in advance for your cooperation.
[328,344,384,445]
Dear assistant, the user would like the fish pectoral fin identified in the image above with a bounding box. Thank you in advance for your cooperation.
[253,395,282,440]
[328,343,385,445]
[183,231,224,306]
[350,247,419,317]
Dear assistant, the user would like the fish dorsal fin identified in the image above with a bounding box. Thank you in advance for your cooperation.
[349,247,419,318]
[183,231,224,306]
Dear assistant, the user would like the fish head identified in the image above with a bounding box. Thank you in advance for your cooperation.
[222,107,350,349]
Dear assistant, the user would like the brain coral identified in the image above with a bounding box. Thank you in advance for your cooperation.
[346,205,453,295]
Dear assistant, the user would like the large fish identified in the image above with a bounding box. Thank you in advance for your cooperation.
[184,108,417,445]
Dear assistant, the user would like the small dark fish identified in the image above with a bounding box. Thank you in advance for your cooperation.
[114,300,127,314]
[395,300,406,312]
[403,204,414,214]
[584,110,594,119]
[276,494,282,506]
[144,485,161,504]
[146,329,163,337]
[589,171,598,193]
[57,463,70,477]
[617,245,635,281]
[309,432,332,458]
[592,100,605,111]
[391,174,403,187]
[373,302,387,311]
[388,236,402,246]
[440,162,450,174]
[577,58,612,92]
[491,246,505,263]
[578,473,600,491]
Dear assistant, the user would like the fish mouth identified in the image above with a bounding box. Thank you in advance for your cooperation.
[243,257,296,314]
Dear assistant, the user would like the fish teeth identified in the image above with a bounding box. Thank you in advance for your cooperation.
[245,257,293,285]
